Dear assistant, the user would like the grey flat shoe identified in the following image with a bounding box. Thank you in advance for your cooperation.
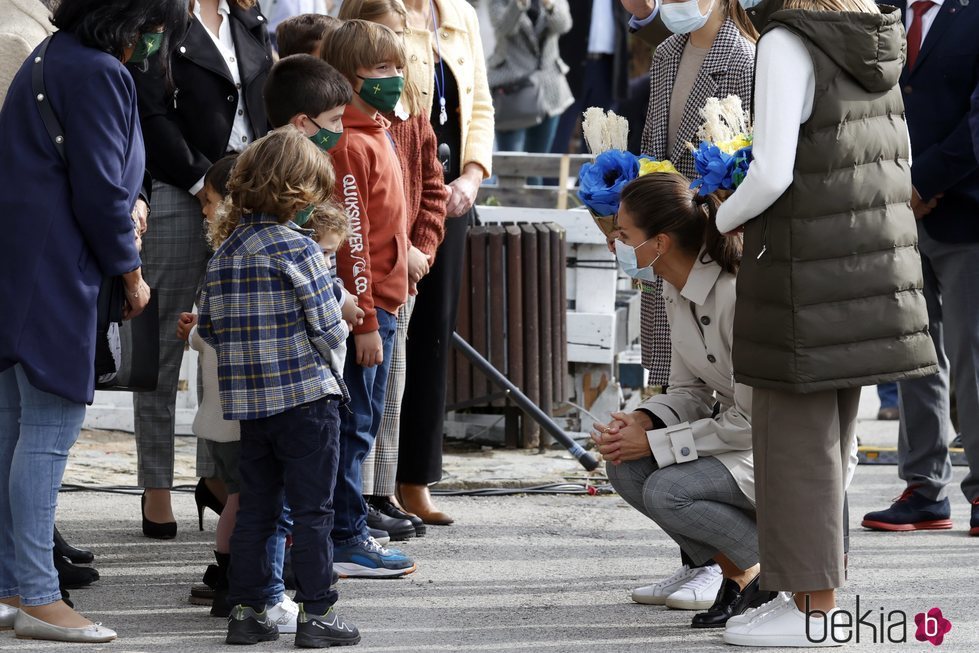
[0,602,17,630]
[14,610,116,643]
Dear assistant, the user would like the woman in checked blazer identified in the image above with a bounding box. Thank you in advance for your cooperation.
[624,0,758,612]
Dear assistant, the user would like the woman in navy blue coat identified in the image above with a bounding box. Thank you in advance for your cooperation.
[0,0,184,643]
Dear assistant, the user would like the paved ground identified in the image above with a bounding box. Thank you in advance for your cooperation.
[3,390,976,652]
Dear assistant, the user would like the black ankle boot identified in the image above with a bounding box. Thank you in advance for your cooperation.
[210,551,232,618]
[691,576,776,629]
[54,526,94,564]
[54,552,99,589]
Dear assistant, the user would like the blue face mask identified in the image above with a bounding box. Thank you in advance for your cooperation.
[739,0,763,8]
[615,239,660,283]
[660,0,716,35]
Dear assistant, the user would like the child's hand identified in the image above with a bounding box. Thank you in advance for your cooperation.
[354,330,383,367]
[341,294,365,329]
[407,246,432,284]
[176,312,198,341]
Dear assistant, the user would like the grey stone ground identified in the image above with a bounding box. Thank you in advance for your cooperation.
[2,395,977,653]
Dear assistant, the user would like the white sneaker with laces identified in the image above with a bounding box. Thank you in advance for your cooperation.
[664,564,723,610]
[267,595,299,634]
[727,591,793,626]
[723,598,843,647]
[631,565,701,605]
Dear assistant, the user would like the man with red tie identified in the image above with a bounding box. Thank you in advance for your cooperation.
[864,0,979,537]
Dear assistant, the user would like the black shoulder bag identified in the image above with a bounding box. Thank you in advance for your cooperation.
[32,35,159,392]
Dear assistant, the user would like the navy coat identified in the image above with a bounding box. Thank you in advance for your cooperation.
[882,0,979,243]
[0,31,143,403]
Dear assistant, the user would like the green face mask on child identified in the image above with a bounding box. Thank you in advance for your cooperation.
[307,117,342,152]
[356,75,405,114]
[128,31,164,65]
[295,205,314,227]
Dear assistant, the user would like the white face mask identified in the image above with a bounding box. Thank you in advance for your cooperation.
[615,239,660,283]
[660,0,716,35]
[739,0,763,8]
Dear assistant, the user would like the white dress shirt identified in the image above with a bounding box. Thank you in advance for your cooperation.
[905,0,944,44]
[588,0,616,54]
[190,0,253,194]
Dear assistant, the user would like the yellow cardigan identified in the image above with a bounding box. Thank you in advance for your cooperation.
[404,0,494,178]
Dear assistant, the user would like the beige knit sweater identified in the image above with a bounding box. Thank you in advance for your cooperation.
[0,0,54,107]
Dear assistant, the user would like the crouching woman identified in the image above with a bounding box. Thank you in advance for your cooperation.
[594,172,771,629]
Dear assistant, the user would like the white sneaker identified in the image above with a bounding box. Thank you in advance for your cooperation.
[631,565,701,605]
[724,598,843,647]
[727,591,793,626]
[664,564,723,610]
[267,595,299,634]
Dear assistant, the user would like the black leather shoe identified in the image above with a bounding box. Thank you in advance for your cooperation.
[226,605,279,645]
[141,493,177,540]
[369,496,427,537]
[54,553,99,589]
[366,504,414,541]
[295,605,360,648]
[54,527,94,564]
[691,576,776,629]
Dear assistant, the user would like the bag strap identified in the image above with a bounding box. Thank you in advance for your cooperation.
[31,35,67,164]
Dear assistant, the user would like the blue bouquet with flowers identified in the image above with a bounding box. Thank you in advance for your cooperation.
[689,96,754,196]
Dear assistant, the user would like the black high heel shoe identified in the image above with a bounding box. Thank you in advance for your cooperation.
[195,478,225,531]
[141,492,177,540]
[54,526,94,564]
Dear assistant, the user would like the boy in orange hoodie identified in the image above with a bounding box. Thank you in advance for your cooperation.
[320,19,415,578]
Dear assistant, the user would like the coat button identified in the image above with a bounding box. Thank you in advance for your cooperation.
[680,447,690,457]
[257,14,264,21]
[458,57,465,65]
[707,354,717,364]
[410,54,418,62]
[227,95,235,102]
[179,46,187,54]
[238,109,244,116]
[700,316,710,326]
[441,30,449,38]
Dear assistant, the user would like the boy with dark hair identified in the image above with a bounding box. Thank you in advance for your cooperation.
[275,12,341,58]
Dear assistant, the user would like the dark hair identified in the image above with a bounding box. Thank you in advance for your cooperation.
[52,0,187,63]
[264,55,354,128]
[619,173,742,274]
[276,13,341,58]
[204,154,239,196]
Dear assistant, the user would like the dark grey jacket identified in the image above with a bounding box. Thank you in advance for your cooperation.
[486,0,574,118]
[734,7,938,393]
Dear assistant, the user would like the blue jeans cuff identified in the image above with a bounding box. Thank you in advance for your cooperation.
[21,590,63,607]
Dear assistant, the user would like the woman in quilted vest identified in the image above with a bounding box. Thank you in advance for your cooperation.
[617,0,759,614]
[715,0,937,646]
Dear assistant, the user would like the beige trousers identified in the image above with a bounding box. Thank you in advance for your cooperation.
[752,386,861,593]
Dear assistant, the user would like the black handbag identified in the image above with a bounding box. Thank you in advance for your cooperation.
[33,35,159,392]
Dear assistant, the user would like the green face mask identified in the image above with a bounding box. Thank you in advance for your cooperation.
[308,117,342,152]
[129,31,164,64]
[294,205,314,227]
[357,75,405,114]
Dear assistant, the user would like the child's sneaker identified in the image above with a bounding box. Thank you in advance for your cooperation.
[295,604,360,648]
[333,537,417,578]
[266,595,299,634]
[225,605,278,645]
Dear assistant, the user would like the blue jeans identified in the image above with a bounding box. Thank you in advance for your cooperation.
[0,365,86,606]
[496,116,561,185]
[334,308,397,546]
[265,507,290,605]
[877,382,898,410]
[229,397,341,614]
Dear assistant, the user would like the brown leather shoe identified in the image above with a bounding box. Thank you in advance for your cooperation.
[396,483,454,525]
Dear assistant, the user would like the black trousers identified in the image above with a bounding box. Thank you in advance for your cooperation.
[398,213,470,485]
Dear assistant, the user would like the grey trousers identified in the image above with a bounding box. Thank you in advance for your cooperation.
[898,226,979,503]
[133,181,212,488]
[607,456,759,570]
[362,297,414,497]
[753,386,860,593]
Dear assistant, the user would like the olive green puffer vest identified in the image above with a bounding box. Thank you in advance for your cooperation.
[734,7,938,393]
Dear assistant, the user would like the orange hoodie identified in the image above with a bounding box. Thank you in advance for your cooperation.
[332,104,409,334]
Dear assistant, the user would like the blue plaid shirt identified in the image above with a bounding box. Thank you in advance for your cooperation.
[197,214,348,420]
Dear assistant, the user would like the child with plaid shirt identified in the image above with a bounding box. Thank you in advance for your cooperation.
[197,128,360,648]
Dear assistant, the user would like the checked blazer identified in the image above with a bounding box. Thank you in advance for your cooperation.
[640,18,755,178]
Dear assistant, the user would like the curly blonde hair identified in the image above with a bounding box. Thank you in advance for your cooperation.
[207,127,339,247]
[307,202,350,243]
